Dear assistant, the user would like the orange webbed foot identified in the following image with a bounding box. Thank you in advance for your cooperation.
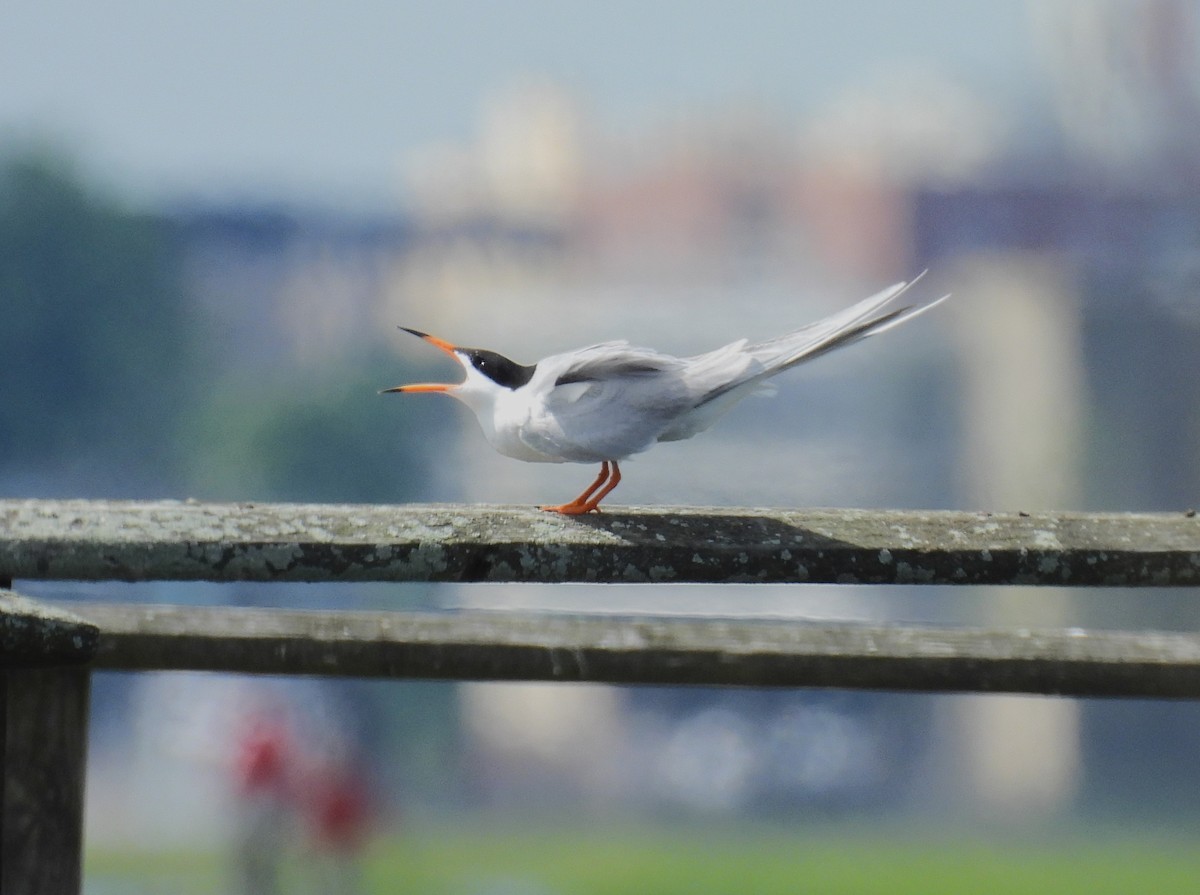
[539,461,621,516]
[539,501,602,515]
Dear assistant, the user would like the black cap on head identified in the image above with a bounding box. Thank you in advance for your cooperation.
[464,348,536,390]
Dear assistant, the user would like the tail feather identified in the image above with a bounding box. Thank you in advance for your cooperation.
[751,272,935,369]
[694,273,948,408]
[773,289,950,370]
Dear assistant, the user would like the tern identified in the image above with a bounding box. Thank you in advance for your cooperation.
[383,275,947,514]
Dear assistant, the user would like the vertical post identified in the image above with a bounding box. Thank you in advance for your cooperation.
[1,668,92,894]
[0,592,99,895]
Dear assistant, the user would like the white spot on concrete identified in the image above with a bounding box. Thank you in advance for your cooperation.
[1032,529,1063,550]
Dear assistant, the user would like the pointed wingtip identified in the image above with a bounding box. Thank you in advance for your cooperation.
[893,270,928,294]
[879,292,950,334]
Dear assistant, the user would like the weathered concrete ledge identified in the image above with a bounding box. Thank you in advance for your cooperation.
[68,602,1200,698]
[0,590,99,666]
[3,498,1199,586]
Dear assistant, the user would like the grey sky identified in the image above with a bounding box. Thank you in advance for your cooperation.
[2,1,1039,208]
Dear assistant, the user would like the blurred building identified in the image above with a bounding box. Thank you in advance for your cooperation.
[173,207,413,374]
[1031,0,1200,183]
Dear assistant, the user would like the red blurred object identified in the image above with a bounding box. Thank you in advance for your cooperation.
[309,762,371,853]
[236,718,293,797]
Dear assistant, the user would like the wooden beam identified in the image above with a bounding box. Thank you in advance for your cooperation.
[0,591,100,667]
[1,668,90,895]
[4,499,1200,586]
[70,602,1200,698]
[0,592,96,895]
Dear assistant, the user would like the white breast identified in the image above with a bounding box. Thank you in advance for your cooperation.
[485,388,569,464]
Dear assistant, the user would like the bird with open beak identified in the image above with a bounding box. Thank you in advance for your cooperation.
[382,275,947,514]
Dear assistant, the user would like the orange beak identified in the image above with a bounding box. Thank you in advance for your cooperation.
[380,328,463,394]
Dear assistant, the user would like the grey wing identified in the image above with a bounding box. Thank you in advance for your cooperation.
[659,275,948,440]
[547,341,684,386]
[742,274,945,373]
[693,274,948,407]
[518,343,695,462]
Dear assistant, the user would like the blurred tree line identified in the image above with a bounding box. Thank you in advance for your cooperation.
[0,150,193,491]
[1,146,462,801]
[0,146,442,503]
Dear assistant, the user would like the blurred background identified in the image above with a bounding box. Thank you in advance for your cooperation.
[5,1,1200,892]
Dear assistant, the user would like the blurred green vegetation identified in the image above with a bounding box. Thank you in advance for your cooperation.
[181,360,448,504]
[0,149,194,488]
[85,823,1200,895]
[0,146,442,502]
[1,144,466,832]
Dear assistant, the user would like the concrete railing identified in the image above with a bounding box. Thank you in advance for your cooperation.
[2,498,1199,893]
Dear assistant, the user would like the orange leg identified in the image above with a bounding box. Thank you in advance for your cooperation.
[540,461,622,515]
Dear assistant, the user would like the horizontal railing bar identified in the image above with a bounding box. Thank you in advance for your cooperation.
[66,602,1200,698]
[3,499,1199,587]
[0,590,98,666]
